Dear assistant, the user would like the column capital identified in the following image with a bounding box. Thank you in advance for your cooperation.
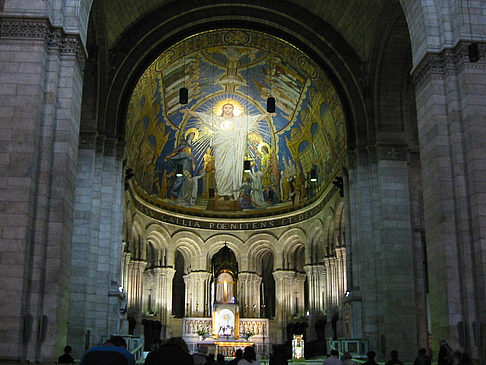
[303,264,325,276]
[273,270,299,281]
[128,259,147,271]
[411,41,486,89]
[153,266,176,279]
[186,270,212,281]
[239,271,261,281]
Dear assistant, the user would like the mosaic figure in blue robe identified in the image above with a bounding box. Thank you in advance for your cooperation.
[165,132,196,199]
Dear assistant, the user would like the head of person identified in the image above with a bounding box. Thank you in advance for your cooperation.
[221,103,234,117]
[391,350,398,359]
[367,351,376,360]
[418,348,427,355]
[197,344,209,355]
[235,349,243,359]
[439,338,447,346]
[164,337,190,354]
[343,352,352,360]
[330,349,339,357]
[243,346,257,361]
[186,132,195,143]
[64,345,72,354]
[103,336,127,348]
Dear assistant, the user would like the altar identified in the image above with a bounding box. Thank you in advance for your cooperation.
[182,317,269,358]
[181,254,269,357]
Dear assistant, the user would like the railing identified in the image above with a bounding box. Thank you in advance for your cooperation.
[182,317,270,358]
[100,334,145,363]
[329,338,368,359]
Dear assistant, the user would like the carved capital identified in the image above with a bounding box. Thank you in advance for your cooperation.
[0,16,87,72]
[412,41,486,88]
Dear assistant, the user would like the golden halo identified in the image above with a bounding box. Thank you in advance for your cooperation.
[185,127,199,141]
[258,142,270,154]
[213,98,244,117]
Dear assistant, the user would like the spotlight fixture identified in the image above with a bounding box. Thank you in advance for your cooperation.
[266,97,275,113]
[124,168,135,191]
[243,160,251,173]
[176,165,183,177]
[179,87,188,104]
[310,168,317,182]
[469,43,480,62]
[332,176,344,197]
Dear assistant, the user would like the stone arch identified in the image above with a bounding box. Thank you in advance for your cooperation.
[397,0,441,66]
[169,231,204,271]
[246,233,278,273]
[334,202,345,248]
[368,3,413,137]
[130,214,144,259]
[144,224,171,266]
[322,211,335,256]
[123,201,135,249]
[279,228,306,270]
[206,234,244,272]
[305,217,325,264]
[95,0,366,153]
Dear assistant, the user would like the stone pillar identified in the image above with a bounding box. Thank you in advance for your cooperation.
[184,271,211,317]
[238,272,262,317]
[335,247,347,308]
[304,264,325,340]
[68,137,124,356]
[412,42,486,360]
[346,144,418,358]
[0,15,86,362]
[122,251,131,294]
[293,273,306,317]
[127,259,147,335]
[154,267,176,328]
[273,270,300,322]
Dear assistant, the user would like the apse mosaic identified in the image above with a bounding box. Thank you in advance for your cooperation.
[125,29,346,216]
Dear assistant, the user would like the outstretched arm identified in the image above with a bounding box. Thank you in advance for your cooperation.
[182,108,200,118]
[257,112,276,121]
[182,109,214,129]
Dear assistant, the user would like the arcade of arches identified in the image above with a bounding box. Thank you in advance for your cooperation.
[1,0,486,363]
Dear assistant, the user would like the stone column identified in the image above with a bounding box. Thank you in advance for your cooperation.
[153,267,176,327]
[184,271,212,317]
[273,270,296,322]
[122,251,132,294]
[238,272,262,317]
[304,264,326,340]
[127,259,147,334]
[335,247,347,308]
[412,42,486,360]
[0,14,86,362]
[292,273,306,317]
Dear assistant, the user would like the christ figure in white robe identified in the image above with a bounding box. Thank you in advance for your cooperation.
[184,103,275,199]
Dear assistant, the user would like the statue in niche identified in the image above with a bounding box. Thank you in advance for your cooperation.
[215,272,235,304]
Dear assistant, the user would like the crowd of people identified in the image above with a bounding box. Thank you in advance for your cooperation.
[321,339,474,365]
[59,336,476,365]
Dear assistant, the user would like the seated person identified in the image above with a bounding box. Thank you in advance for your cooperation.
[80,336,135,365]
